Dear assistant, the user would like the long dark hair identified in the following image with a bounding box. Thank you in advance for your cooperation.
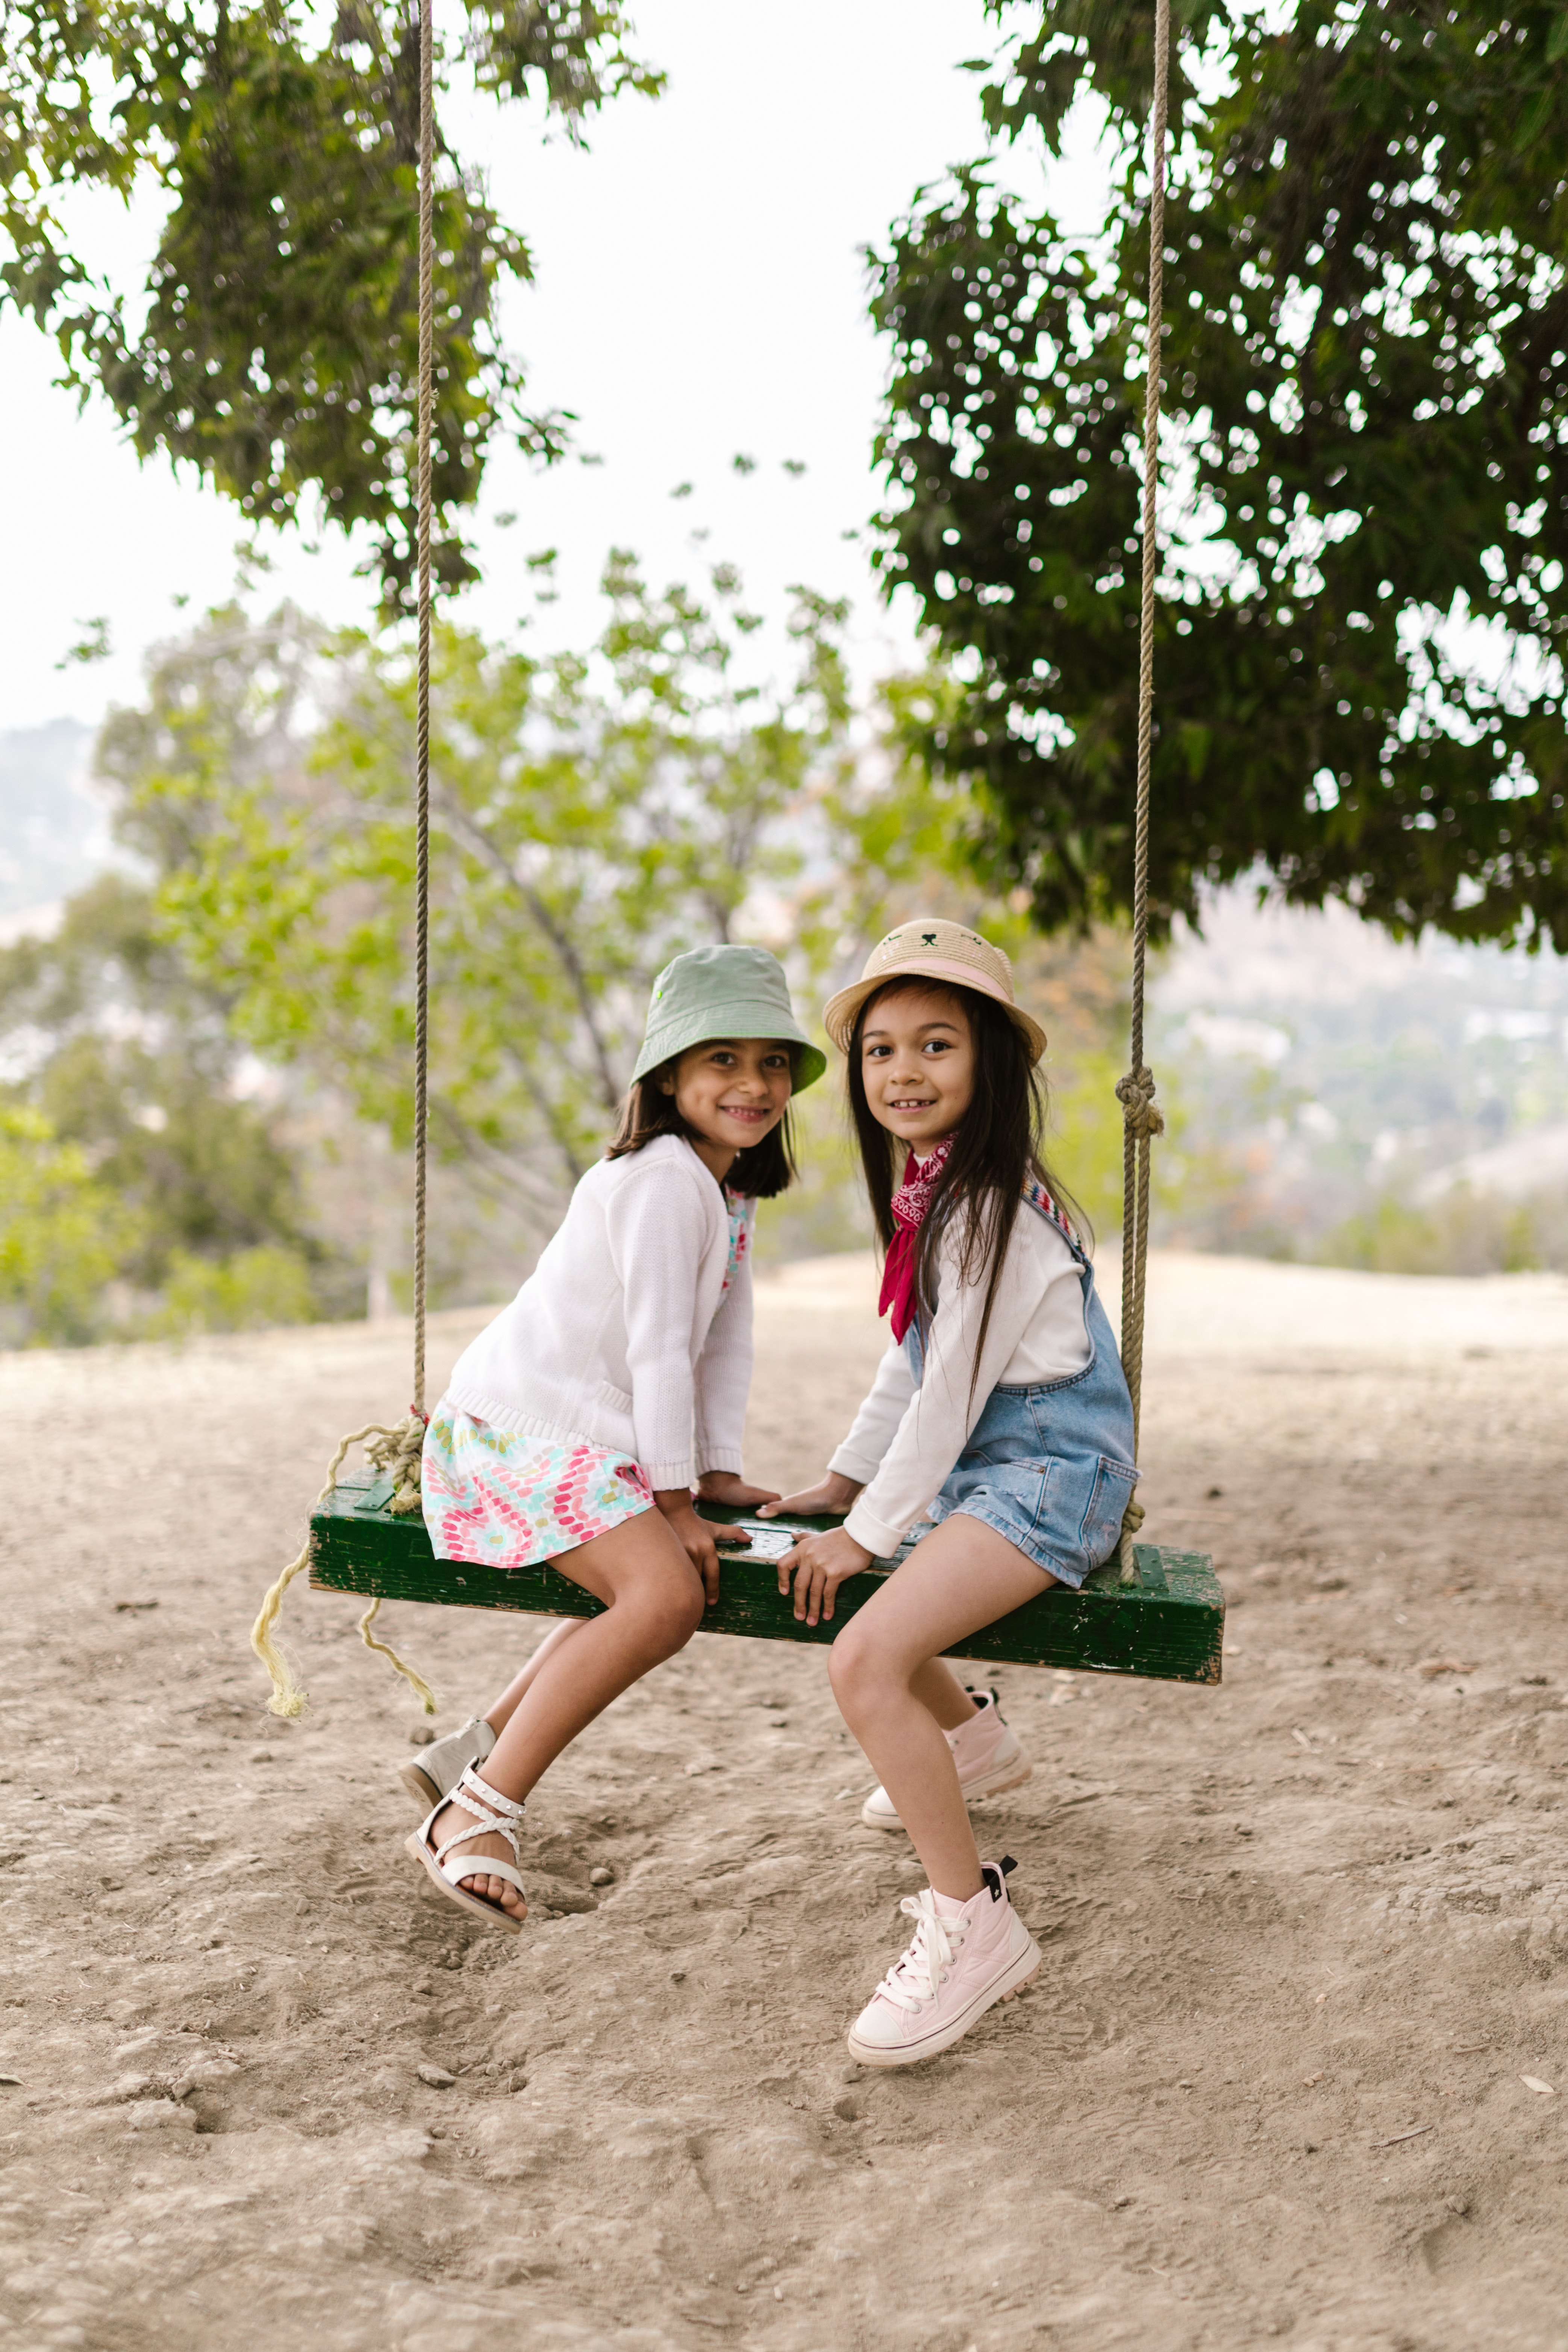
[605,1052,799,1198]
[847,978,1086,1377]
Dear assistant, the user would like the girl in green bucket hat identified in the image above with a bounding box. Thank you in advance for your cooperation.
[399,944,821,1934]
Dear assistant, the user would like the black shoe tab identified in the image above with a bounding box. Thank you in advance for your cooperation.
[982,1855,1019,1901]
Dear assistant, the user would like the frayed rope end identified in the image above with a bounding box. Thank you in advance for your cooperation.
[251,1542,312,1716]
[357,1595,440,1716]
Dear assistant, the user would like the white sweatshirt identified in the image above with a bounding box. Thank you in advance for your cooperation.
[829,1196,1091,1559]
[444,1133,753,1491]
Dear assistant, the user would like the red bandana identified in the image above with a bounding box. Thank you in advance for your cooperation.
[877,1134,956,1343]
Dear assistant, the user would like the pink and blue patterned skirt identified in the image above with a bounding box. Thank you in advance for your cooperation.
[421,1406,654,1569]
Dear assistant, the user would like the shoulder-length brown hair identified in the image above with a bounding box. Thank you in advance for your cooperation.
[605,1053,800,1199]
[846,978,1087,1375]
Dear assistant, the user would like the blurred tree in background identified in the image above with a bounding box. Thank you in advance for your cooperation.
[0,1105,131,1345]
[108,557,851,1218]
[0,556,1182,1343]
[0,1,660,606]
[0,872,357,1340]
[4,557,866,1338]
[871,0,1568,947]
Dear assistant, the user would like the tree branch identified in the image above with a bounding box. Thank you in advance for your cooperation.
[433,785,625,1113]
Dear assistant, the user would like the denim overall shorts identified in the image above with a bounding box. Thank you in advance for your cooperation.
[907,1183,1139,1590]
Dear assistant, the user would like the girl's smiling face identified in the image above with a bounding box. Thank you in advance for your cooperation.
[859,983,976,1152]
[662,1037,794,1178]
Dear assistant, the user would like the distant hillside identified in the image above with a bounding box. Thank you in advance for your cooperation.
[1153,890,1568,1266]
[0,720,118,925]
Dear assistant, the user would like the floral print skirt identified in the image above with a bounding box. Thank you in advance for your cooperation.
[421,1401,654,1569]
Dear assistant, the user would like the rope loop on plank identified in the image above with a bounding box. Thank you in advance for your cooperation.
[366,1409,427,1515]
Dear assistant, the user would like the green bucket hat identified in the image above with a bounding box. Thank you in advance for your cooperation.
[632,944,826,1093]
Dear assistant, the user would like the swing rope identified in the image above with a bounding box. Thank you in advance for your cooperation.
[251,0,1172,1695]
[249,0,438,1717]
[1116,0,1170,1579]
[412,0,434,1432]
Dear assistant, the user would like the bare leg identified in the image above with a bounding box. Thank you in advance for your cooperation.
[425,1507,706,1916]
[829,1516,1055,1903]
[482,1618,590,1736]
[909,1655,982,1733]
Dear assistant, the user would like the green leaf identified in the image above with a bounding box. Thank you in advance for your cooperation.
[109,574,854,1205]
[0,0,661,610]
[870,0,1568,950]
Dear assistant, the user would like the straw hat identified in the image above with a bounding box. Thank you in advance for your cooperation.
[822,917,1047,1065]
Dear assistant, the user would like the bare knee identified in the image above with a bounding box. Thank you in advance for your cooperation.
[620,1573,704,1663]
[829,1621,889,1716]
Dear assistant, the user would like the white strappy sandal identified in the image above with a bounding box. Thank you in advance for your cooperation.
[405,1764,528,1933]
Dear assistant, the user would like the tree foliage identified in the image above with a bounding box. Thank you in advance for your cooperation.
[108,563,853,1224]
[1,0,660,605]
[0,1104,132,1345]
[871,0,1568,948]
[0,872,346,1335]
[94,568,1199,1312]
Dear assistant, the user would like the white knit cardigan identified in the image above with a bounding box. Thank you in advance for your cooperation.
[443,1133,753,1491]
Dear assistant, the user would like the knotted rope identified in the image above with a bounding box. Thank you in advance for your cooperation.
[1117,0,1171,1581]
[249,1419,438,1719]
[249,0,438,1715]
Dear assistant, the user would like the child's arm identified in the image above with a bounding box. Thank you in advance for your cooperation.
[691,1207,781,1508]
[757,1467,861,1518]
[692,1206,755,1487]
[767,1259,1033,1627]
[651,1484,750,1607]
[759,1339,915,1625]
[608,1160,713,1492]
[845,1212,1076,1559]
[758,1337,912,1521]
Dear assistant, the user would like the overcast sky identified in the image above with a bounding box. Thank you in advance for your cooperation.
[2,0,1115,735]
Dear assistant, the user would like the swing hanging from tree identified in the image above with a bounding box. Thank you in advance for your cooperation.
[250,0,1223,1719]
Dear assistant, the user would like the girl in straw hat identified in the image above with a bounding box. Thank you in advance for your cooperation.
[400,944,825,1932]
[760,918,1137,2065]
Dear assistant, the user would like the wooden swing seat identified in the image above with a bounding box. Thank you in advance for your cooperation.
[309,1477,1224,1685]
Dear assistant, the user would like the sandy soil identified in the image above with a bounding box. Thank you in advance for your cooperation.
[3,1248,1568,2352]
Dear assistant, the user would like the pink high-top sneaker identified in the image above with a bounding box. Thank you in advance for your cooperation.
[846,1857,1041,2068]
[860,1688,1031,1832]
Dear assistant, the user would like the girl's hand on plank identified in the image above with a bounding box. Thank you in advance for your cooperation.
[654,1490,743,1608]
[757,1471,862,1521]
[696,1470,782,1509]
[776,1528,873,1627]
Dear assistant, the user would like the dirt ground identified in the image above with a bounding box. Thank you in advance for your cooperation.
[3,1247,1567,2352]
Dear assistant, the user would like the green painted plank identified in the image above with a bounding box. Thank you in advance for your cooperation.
[309,1477,1224,1685]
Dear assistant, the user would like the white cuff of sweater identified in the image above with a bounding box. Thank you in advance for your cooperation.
[829,1442,884,1486]
[694,1447,745,1479]
[644,1458,694,1493]
[844,1500,907,1561]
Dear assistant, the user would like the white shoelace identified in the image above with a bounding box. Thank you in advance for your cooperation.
[874,1890,968,2013]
